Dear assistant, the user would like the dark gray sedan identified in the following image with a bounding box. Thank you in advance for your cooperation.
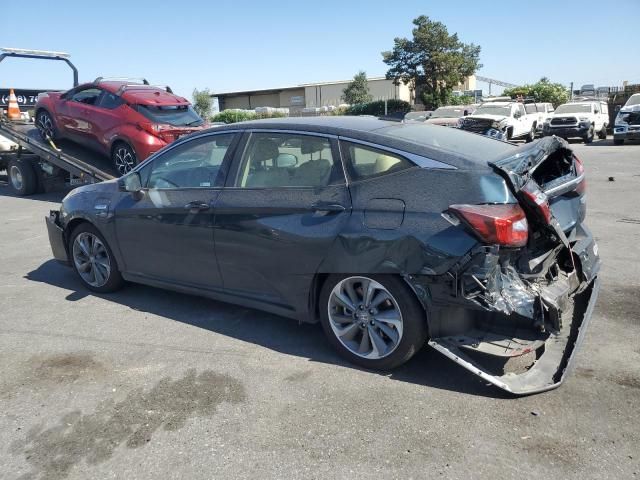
[45,117,600,395]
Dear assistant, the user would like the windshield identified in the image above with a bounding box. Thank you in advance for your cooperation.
[625,95,640,107]
[431,107,467,118]
[474,105,512,116]
[135,104,204,127]
[555,104,592,114]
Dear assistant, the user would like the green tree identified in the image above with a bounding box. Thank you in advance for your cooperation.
[342,71,373,105]
[192,88,213,120]
[447,95,474,106]
[382,15,481,109]
[503,78,569,107]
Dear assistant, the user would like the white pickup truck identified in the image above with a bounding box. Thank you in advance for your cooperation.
[542,101,609,143]
[458,101,538,142]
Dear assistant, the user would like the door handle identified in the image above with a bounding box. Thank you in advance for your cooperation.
[184,201,211,212]
[310,202,346,215]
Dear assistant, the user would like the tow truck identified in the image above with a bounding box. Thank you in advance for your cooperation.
[0,48,116,196]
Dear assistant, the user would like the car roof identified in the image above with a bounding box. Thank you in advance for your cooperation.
[72,81,190,105]
[479,101,512,106]
[204,116,516,169]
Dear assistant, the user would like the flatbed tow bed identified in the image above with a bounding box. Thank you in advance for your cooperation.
[0,120,117,195]
[0,47,117,195]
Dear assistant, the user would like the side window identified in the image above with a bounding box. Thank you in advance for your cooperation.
[97,91,124,110]
[235,132,341,188]
[146,133,236,189]
[341,141,414,182]
[525,104,536,114]
[70,88,102,105]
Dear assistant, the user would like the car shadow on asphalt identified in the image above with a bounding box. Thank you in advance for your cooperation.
[25,259,510,399]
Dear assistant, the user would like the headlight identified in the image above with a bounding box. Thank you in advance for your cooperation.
[578,117,589,122]
[615,114,629,125]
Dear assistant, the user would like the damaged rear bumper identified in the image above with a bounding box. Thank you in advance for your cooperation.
[414,222,601,395]
[428,275,600,395]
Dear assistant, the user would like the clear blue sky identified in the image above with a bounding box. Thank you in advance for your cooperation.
[3,0,639,99]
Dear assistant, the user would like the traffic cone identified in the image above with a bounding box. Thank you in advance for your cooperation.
[7,89,21,120]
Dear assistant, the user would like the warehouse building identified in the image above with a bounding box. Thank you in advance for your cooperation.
[212,76,477,112]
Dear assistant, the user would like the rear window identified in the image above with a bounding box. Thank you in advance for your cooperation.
[135,104,204,127]
[377,123,516,161]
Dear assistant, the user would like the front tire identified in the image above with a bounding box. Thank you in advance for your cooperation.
[613,138,624,145]
[36,109,57,142]
[7,158,37,196]
[111,142,137,176]
[69,223,124,293]
[319,274,427,370]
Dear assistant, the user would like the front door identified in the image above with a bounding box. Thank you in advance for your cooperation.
[57,87,103,145]
[214,131,351,314]
[114,132,239,289]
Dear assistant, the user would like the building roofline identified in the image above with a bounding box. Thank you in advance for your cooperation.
[211,76,391,97]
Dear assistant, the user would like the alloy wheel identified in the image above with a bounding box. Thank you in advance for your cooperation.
[327,276,404,360]
[72,232,111,288]
[9,165,23,191]
[114,146,135,175]
[37,112,54,140]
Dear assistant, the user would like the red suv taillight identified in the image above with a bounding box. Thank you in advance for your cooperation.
[448,204,529,247]
[137,122,174,143]
[574,154,586,194]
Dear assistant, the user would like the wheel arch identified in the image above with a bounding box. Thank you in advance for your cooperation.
[310,272,431,334]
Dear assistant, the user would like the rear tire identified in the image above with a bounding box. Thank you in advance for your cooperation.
[598,125,607,140]
[319,274,427,370]
[583,126,594,144]
[69,223,124,293]
[526,125,535,143]
[7,158,38,196]
[111,141,137,176]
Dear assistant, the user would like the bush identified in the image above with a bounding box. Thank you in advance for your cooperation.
[346,99,411,116]
[211,110,288,124]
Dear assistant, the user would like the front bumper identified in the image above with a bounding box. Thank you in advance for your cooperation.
[45,210,68,263]
[543,124,590,138]
[613,125,640,141]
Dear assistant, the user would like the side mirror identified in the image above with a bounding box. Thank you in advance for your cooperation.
[463,110,469,116]
[514,111,521,119]
[119,172,142,192]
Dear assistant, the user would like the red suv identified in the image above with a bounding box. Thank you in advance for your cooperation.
[35,78,205,175]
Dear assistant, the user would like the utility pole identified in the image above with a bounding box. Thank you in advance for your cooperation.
[570,82,574,100]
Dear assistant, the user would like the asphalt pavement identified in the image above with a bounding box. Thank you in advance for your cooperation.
[0,138,638,480]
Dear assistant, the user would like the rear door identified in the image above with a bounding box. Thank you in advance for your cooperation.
[114,132,239,288]
[213,130,351,314]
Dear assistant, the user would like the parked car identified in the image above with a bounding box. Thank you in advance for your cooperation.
[404,111,432,122]
[542,101,608,143]
[613,93,640,145]
[579,84,596,97]
[459,101,537,141]
[35,79,205,175]
[425,105,474,127]
[525,102,554,136]
[45,117,600,395]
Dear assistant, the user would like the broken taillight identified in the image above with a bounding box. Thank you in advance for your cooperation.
[521,180,552,224]
[448,204,529,247]
[574,154,586,194]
